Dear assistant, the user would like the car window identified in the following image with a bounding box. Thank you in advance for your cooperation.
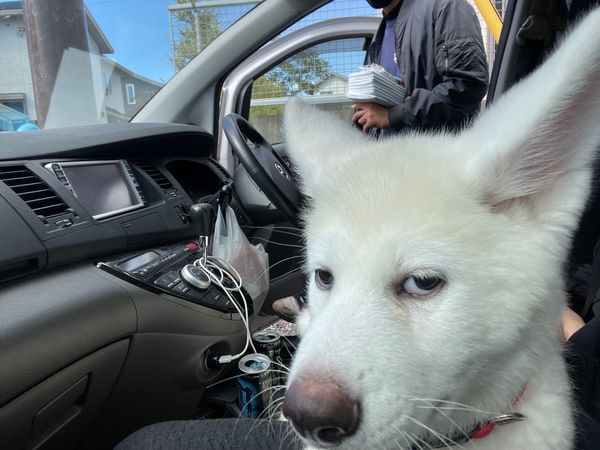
[0,0,259,130]
[245,0,508,143]
[0,0,507,132]
[243,0,380,143]
[249,38,369,143]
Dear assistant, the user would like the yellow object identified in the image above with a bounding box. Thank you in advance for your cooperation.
[473,0,503,43]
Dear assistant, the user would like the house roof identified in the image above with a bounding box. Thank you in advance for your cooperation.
[102,56,163,88]
[322,72,348,81]
[0,1,113,54]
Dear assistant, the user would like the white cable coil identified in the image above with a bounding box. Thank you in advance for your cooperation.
[193,255,257,362]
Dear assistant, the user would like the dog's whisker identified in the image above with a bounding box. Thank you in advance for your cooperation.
[279,424,296,450]
[403,415,459,450]
[258,369,290,377]
[392,437,404,450]
[250,236,305,248]
[245,395,286,441]
[412,398,474,448]
[403,429,425,450]
[265,398,285,418]
[408,397,496,414]
[392,424,415,450]
[249,256,305,286]
[416,405,499,416]
[242,384,287,410]
[398,430,413,450]
[234,384,287,435]
[280,334,298,351]
[205,369,285,389]
[414,434,434,449]
[264,386,287,407]
[205,373,248,389]
[238,385,287,441]
[414,404,500,416]
[265,399,286,435]
[241,224,303,234]
[269,359,292,372]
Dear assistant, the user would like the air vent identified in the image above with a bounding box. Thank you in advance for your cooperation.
[208,158,232,181]
[0,165,69,221]
[132,160,177,195]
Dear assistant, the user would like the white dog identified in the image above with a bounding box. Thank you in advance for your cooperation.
[280,7,600,450]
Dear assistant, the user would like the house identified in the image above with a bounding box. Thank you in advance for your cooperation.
[0,102,30,131]
[103,59,163,122]
[0,1,162,130]
[316,72,348,96]
[0,1,38,122]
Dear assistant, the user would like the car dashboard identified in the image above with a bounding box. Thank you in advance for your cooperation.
[0,123,300,450]
[0,123,229,283]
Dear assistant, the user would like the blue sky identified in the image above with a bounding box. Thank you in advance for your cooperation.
[84,0,177,83]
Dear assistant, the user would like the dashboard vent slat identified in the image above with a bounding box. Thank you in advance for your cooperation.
[208,158,232,181]
[132,160,176,193]
[0,165,69,221]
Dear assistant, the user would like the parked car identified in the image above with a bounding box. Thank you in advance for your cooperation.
[0,0,597,449]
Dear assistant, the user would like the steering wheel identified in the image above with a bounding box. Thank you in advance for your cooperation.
[223,113,302,224]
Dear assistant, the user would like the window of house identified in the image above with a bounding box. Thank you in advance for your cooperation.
[103,73,112,96]
[0,99,26,115]
[126,84,136,105]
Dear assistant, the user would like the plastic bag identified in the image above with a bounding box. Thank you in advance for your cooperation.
[212,206,269,305]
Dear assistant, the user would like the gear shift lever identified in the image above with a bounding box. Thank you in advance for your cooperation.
[190,203,215,254]
[180,203,215,290]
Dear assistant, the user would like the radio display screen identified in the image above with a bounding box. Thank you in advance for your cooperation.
[62,162,139,218]
[118,251,161,272]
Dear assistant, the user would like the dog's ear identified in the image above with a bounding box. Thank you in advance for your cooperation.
[284,97,369,197]
[464,8,600,226]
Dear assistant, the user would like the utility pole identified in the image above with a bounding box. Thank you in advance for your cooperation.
[22,0,94,128]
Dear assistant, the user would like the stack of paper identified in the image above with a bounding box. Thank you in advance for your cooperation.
[346,64,406,106]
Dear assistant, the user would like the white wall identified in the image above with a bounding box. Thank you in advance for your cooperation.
[100,57,125,115]
[0,15,36,120]
[317,77,347,95]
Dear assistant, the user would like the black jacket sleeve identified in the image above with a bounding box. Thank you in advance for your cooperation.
[389,0,489,131]
[567,316,600,449]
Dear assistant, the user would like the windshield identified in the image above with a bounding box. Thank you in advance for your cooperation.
[0,0,506,132]
[0,0,258,130]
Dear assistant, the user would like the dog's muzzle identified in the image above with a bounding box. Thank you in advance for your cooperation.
[282,377,360,447]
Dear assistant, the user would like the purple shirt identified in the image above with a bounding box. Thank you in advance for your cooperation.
[379,17,401,78]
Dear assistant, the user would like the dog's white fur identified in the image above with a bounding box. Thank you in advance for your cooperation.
[283,7,600,450]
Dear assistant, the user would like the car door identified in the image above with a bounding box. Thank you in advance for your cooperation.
[215,16,381,172]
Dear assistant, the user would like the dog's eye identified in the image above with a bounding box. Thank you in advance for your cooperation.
[315,269,334,290]
[401,275,443,296]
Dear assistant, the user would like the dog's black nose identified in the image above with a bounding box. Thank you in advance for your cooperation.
[282,377,360,447]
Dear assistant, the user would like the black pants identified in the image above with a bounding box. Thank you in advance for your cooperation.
[115,418,301,450]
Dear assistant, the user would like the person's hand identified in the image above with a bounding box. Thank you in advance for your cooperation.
[351,102,390,132]
[561,306,585,341]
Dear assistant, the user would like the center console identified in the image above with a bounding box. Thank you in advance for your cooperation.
[97,241,253,315]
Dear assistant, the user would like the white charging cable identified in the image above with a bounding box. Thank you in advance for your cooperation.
[193,255,257,363]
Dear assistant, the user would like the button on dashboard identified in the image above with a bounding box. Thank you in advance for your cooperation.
[172,282,190,295]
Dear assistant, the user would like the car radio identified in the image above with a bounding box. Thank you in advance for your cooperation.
[45,160,146,220]
[97,241,253,315]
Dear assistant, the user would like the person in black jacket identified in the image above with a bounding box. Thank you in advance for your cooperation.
[352,0,489,133]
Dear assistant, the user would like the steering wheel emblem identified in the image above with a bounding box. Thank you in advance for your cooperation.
[274,162,290,180]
